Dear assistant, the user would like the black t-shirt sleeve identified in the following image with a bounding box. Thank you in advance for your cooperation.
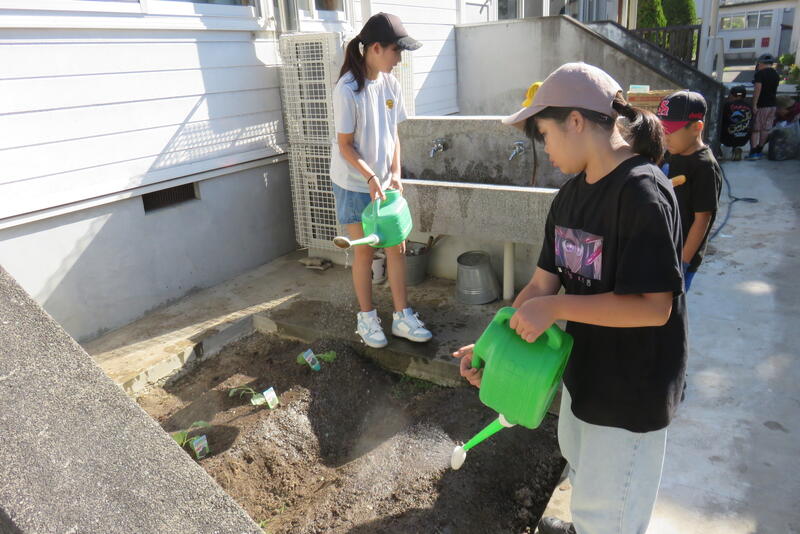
[690,158,721,213]
[614,174,683,295]
[753,69,764,84]
[537,201,558,275]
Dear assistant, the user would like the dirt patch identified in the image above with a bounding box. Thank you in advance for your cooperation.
[139,333,564,534]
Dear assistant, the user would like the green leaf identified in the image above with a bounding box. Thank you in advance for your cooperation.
[189,421,211,430]
[318,351,337,363]
[171,431,188,446]
[296,353,307,365]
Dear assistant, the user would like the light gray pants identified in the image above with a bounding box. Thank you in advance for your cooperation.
[558,387,667,534]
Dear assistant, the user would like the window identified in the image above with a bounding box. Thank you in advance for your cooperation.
[314,0,343,10]
[720,14,745,30]
[730,38,756,49]
[296,0,346,23]
[162,0,254,4]
[0,0,265,29]
[725,9,772,30]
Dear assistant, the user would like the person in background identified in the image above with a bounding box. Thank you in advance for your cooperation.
[657,90,722,292]
[775,95,800,125]
[746,53,780,160]
[331,13,432,348]
[720,85,753,161]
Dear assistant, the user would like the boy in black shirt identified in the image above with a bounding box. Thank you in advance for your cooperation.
[657,90,722,290]
[747,53,780,160]
[721,85,753,161]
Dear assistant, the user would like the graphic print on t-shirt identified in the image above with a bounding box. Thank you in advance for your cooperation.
[555,226,603,282]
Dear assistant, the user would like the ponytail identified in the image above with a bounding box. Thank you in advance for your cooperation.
[612,94,665,165]
[340,37,367,93]
[522,93,666,165]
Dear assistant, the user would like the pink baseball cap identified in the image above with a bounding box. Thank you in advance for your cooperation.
[502,62,623,128]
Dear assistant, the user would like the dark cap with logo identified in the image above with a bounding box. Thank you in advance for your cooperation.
[358,12,422,51]
[657,89,707,134]
[757,53,776,64]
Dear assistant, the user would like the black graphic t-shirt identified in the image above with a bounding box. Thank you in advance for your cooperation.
[663,147,722,272]
[721,100,753,147]
[538,156,687,433]
[753,68,780,108]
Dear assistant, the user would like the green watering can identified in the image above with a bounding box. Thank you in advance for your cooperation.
[333,189,413,249]
[451,307,574,470]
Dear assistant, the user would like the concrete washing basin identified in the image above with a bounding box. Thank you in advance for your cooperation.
[398,117,567,300]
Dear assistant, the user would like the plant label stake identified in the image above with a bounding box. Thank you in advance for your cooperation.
[298,349,322,371]
[189,435,210,459]
[264,387,280,409]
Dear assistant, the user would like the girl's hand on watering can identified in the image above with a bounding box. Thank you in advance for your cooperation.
[510,297,557,343]
[369,176,387,201]
[389,173,403,194]
[453,344,482,388]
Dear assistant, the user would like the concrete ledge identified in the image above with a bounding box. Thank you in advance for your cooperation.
[256,307,464,388]
[102,313,258,396]
[0,267,262,534]
[403,178,556,245]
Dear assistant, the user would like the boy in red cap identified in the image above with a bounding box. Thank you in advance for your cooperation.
[657,90,722,291]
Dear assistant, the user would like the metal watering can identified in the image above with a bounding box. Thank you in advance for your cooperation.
[333,189,412,249]
[451,307,574,469]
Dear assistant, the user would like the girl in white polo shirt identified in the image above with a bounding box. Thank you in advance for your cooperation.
[331,12,432,348]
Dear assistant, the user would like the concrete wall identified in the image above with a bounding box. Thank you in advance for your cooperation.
[0,162,295,343]
[455,16,679,117]
[0,266,263,534]
[398,116,570,188]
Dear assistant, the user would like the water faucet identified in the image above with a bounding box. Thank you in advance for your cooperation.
[430,138,447,158]
[509,141,526,161]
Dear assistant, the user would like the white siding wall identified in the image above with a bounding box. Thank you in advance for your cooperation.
[360,1,460,115]
[0,24,285,221]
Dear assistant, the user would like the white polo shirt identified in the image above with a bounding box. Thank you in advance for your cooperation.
[330,71,407,193]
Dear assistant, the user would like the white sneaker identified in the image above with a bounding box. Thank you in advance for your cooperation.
[356,311,388,348]
[392,308,433,343]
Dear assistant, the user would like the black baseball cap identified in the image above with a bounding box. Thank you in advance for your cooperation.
[358,12,422,51]
[657,89,707,134]
[730,85,747,97]
[757,53,776,64]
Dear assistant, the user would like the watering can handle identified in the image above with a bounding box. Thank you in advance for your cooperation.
[493,307,565,350]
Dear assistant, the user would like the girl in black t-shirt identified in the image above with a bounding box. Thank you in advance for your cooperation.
[453,63,687,534]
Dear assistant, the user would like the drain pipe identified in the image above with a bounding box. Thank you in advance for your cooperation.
[503,241,515,301]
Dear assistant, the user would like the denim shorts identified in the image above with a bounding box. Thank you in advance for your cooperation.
[332,183,372,225]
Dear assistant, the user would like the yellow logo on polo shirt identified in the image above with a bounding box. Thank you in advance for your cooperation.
[386,99,394,109]
[671,175,687,187]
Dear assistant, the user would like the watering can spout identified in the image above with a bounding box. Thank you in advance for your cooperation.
[333,233,381,249]
[451,414,515,470]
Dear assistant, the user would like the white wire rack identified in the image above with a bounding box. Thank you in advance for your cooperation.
[394,50,415,116]
[279,32,414,250]
[287,142,340,249]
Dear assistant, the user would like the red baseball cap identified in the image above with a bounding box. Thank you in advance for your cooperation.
[657,90,707,134]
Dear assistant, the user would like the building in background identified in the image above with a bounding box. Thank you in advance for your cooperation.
[716,0,795,60]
